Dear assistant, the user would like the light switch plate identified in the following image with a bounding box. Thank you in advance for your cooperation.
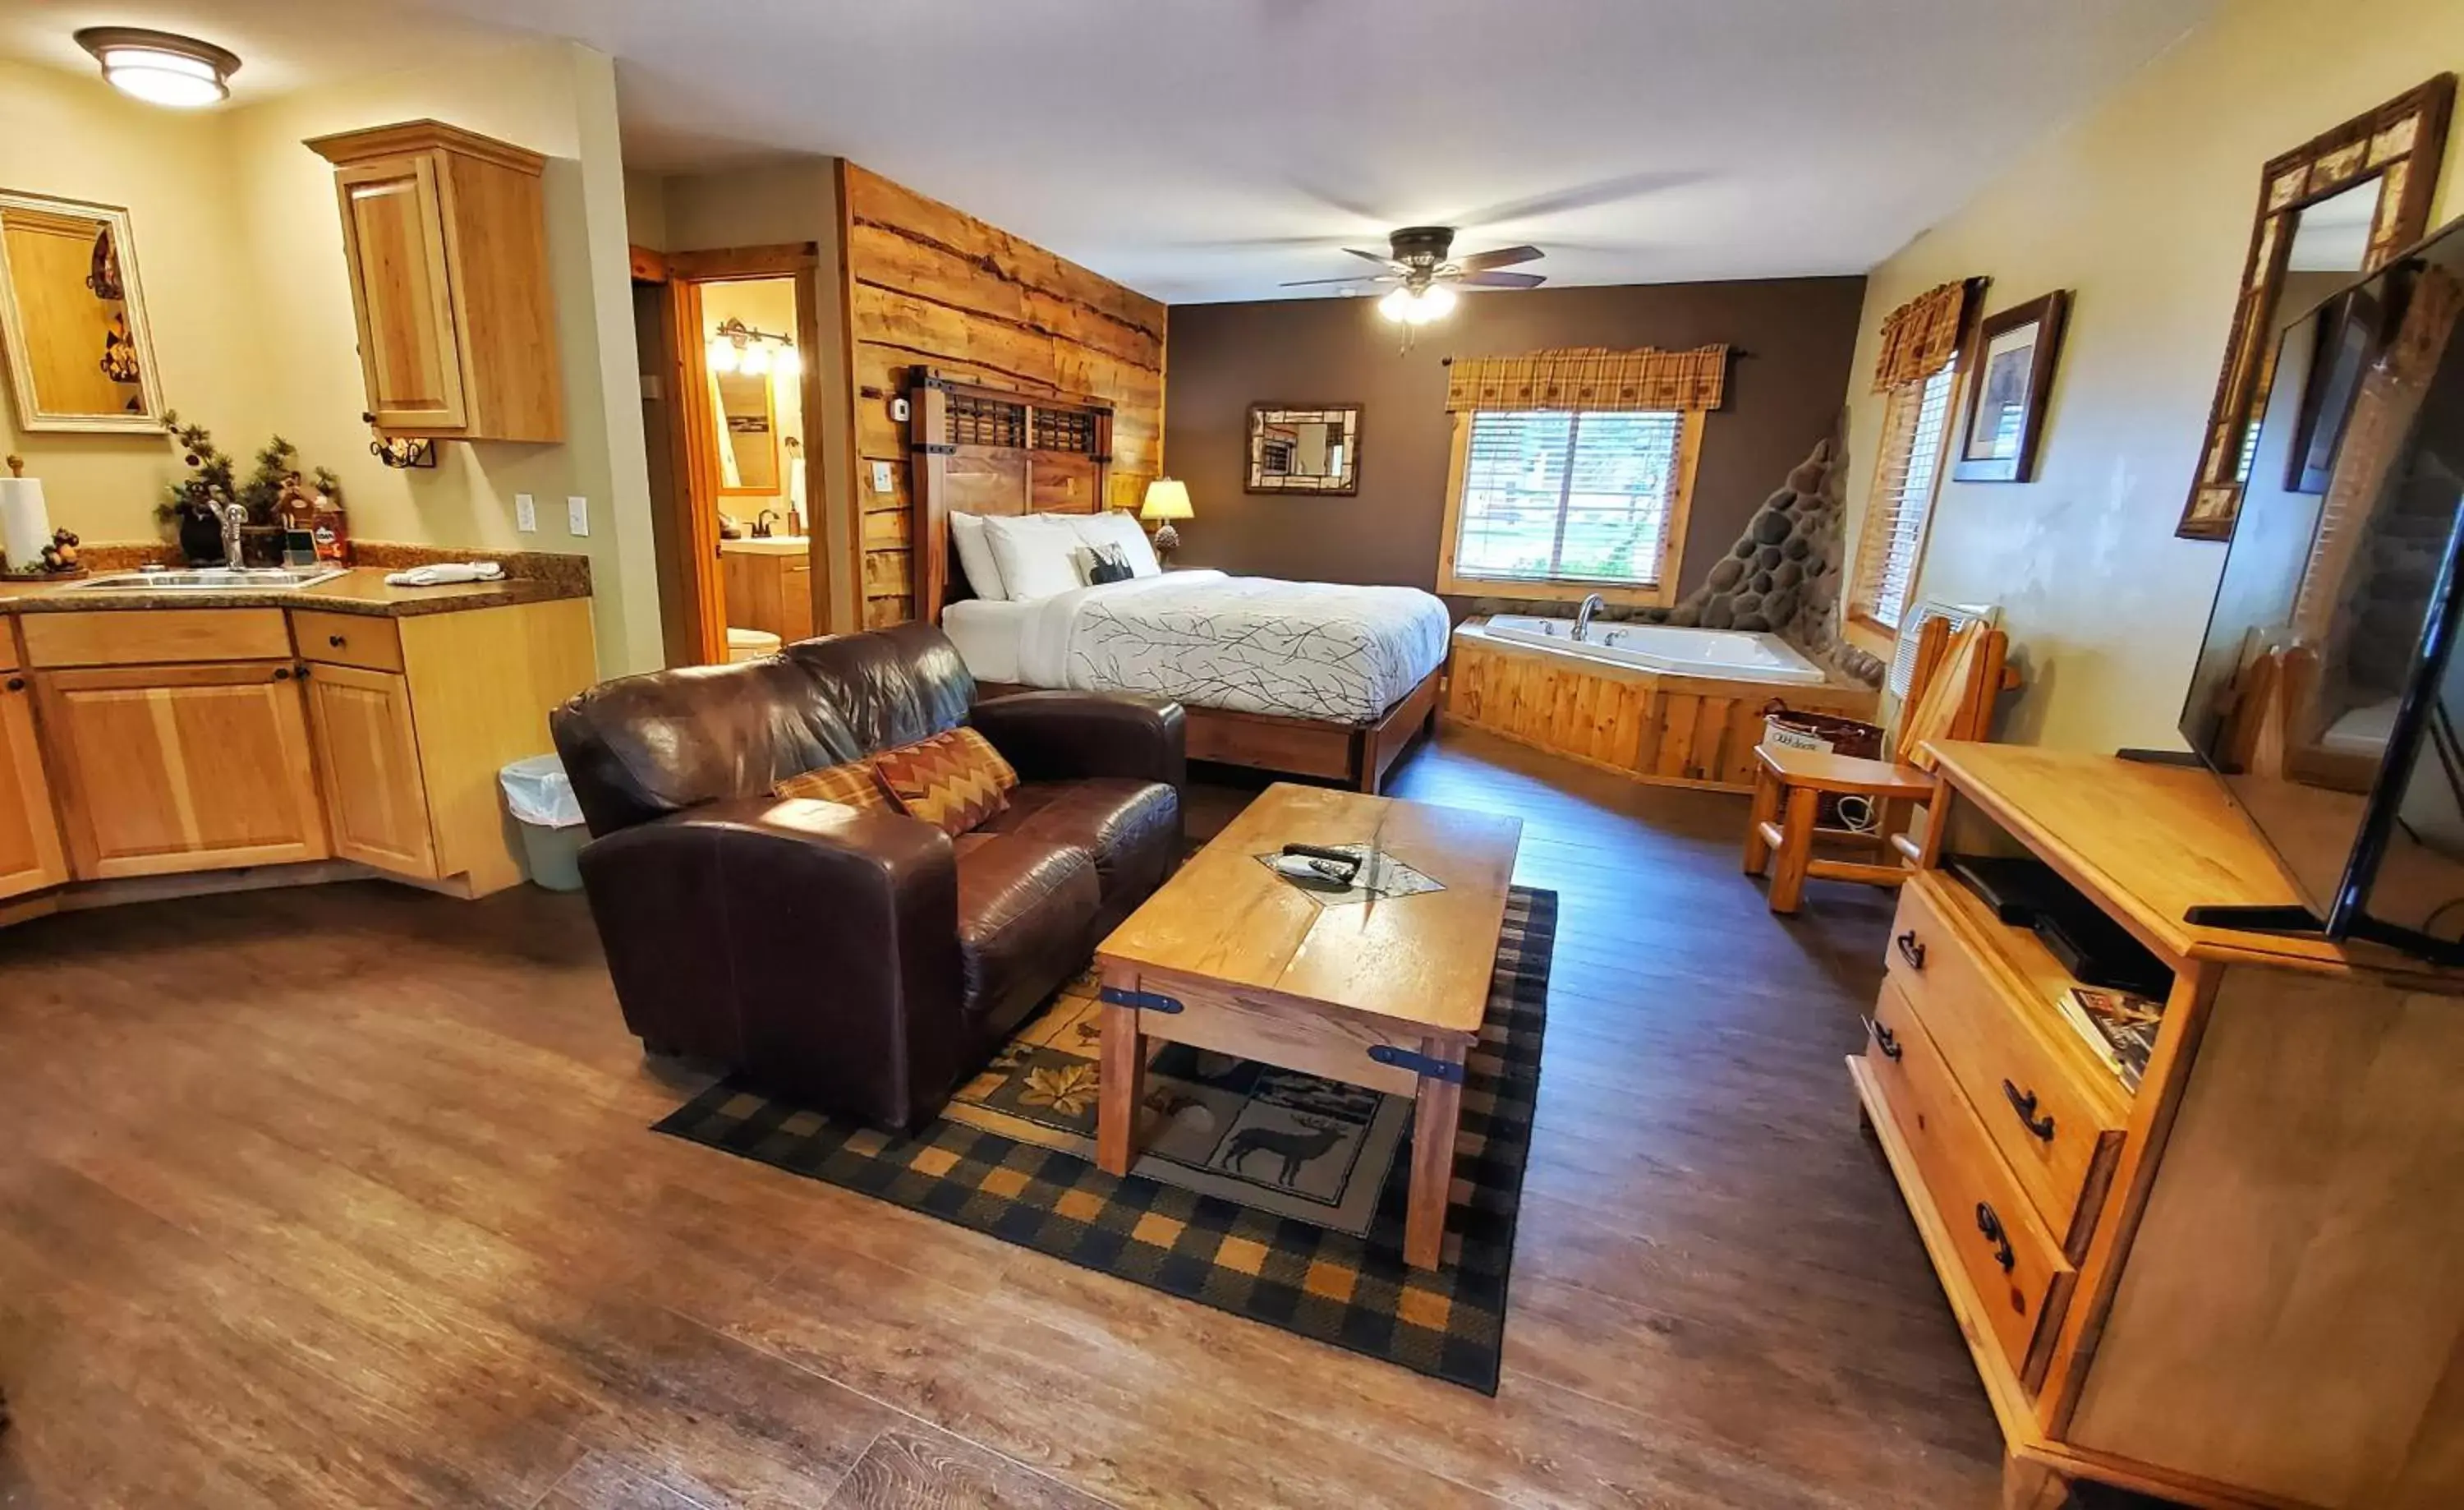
[514,493,537,533]
[567,495,590,537]
[871,460,895,493]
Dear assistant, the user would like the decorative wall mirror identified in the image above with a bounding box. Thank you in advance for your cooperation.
[2178,76,2453,540]
[713,369,779,495]
[0,191,166,433]
[1246,403,1360,494]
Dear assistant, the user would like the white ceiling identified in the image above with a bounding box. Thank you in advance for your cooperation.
[6,0,2213,304]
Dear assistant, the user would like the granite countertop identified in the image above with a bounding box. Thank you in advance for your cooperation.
[0,565,590,619]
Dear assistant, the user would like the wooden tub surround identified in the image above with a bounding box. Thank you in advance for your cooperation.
[1445,616,1877,792]
[1858,740,2464,1510]
[0,569,595,928]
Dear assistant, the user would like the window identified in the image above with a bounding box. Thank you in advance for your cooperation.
[1850,357,1958,633]
[1440,408,1700,605]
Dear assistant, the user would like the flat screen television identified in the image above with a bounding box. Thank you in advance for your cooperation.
[2177,213,2464,962]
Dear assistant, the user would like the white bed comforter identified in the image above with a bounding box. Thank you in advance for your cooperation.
[1009,570,1451,724]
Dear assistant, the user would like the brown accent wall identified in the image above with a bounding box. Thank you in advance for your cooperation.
[839,164,1167,627]
[1161,278,1864,602]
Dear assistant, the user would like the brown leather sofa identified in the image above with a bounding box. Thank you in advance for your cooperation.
[550,623,1184,1129]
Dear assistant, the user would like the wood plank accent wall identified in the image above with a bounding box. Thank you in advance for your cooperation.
[840,163,1167,627]
[1446,631,1878,792]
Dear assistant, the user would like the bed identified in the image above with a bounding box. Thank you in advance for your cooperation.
[906,368,1448,791]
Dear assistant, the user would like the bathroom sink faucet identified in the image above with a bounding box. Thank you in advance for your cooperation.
[1574,592,1606,642]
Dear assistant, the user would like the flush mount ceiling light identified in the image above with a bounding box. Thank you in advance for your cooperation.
[75,27,241,108]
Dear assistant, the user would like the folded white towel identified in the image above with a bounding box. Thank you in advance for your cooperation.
[384,562,508,587]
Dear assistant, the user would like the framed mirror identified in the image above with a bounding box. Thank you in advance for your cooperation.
[714,369,779,495]
[0,191,166,433]
[2178,76,2453,540]
[1246,403,1360,494]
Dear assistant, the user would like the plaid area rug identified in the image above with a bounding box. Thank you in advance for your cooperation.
[940,969,1414,1236]
[654,886,1555,1393]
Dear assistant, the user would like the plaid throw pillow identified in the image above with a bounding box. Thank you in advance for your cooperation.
[773,758,893,813]
[871,727,1018,836]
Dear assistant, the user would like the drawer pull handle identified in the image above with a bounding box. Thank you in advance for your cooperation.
[1894,930,1926,970]
[1862,1015,1902,1060]
[1974,1202,2016,1273]
[2002,1080,2056,1141]
[272,666,292,681]
[2,676,21,693]
[328,633,347,647]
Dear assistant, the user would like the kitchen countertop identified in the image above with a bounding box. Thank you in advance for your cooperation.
[0,566,591,619]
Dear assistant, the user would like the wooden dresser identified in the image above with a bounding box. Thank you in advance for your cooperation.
[1853,743,2464,1510]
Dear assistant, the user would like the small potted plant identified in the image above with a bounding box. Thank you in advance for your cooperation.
[159,413,343,566]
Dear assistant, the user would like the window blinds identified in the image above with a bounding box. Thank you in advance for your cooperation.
[1454,410,1683,587]
[1851,361,1957,632]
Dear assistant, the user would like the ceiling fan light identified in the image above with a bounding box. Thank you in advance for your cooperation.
[1412,284,1457,323]
[1378,288,1415,323]
[76,28,239,108]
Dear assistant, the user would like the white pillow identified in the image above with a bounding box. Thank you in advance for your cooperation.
[1069,510,1161,577]
[949,512,1008,601]
[981,513,1085,601]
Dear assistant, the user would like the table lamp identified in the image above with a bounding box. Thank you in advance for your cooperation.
[1140,477,1193,561]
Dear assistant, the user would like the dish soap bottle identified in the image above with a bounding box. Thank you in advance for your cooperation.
[311,485,352,565]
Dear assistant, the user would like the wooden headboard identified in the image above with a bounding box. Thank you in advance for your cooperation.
[908,366,1115,623]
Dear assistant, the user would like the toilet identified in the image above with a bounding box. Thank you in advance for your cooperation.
[727,627,783,663]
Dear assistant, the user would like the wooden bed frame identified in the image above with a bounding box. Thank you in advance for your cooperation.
[908,363,1441,793]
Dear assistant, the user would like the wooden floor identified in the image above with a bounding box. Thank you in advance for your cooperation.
[0,723,2034,1508]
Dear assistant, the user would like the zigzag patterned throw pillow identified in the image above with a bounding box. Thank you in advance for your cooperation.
[871,727,1018,836]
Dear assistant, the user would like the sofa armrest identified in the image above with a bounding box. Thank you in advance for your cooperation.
[971,691,1186,789]
[576,795,965,1127]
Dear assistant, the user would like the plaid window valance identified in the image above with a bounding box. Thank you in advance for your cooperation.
[1871,279,1981,393]
[1444,345,1729,413]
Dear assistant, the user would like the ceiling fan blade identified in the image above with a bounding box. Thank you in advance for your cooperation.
[1455,270,1547,289]
[1279,274,1396,288]
[1455,245,1544,273]
[1345,247,1402,267]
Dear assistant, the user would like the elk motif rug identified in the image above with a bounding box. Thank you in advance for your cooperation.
[941,972,1411,1235]
[654,886,1553,1393]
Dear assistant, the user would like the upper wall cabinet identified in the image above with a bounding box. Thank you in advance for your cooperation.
[306,120,564,444]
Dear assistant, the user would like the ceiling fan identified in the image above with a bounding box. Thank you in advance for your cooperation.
[1281,226,1546,325]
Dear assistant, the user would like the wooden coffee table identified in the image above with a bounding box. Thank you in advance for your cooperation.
[1093,782,1522,1268]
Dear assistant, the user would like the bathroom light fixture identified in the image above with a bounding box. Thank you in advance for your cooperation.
[706,316,795,380]
[76,27,241,108]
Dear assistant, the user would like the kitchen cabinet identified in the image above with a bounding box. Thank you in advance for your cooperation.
[0,633,67,901]
[307,120,563,444]
[301,661,435,877]
[34,661,329,881]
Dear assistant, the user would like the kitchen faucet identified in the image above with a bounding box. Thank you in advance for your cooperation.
[204,486,247,570]
[1574,592,1606,642]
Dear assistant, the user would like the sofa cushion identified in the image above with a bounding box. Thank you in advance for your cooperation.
[978,777,1180,932]
[954,833,1099,1040]
[873,727,1019,836]
[772,757,893,813]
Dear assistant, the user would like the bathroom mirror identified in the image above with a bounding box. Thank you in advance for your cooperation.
[714,370,779,495]
[1247,403,1360,494]
[2177,76,2453,540]
[0,191,166,433]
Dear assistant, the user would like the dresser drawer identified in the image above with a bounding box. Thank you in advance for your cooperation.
[1884,874,2127,1257]
[1862,978,2076,1390]
[291,610,403,673]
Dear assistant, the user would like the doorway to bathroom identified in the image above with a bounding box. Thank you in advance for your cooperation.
[631,244,832,666]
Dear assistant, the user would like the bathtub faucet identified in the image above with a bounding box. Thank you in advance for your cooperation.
[1574,592,1606,642]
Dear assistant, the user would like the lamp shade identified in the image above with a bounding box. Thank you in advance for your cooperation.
[1140,478,1194,521]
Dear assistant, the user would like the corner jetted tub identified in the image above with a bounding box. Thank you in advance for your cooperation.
[1479,612,1827,686]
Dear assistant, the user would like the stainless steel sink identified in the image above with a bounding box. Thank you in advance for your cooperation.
[62,565,349,593]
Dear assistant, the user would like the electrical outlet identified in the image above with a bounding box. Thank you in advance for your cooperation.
[871,461,895,493]
[566,495,590,537]
[514,493,537,533]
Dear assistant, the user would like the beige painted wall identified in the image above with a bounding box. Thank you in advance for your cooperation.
[0,44,660,674]
[1841,0,2464,753]
[0,61,263,543]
